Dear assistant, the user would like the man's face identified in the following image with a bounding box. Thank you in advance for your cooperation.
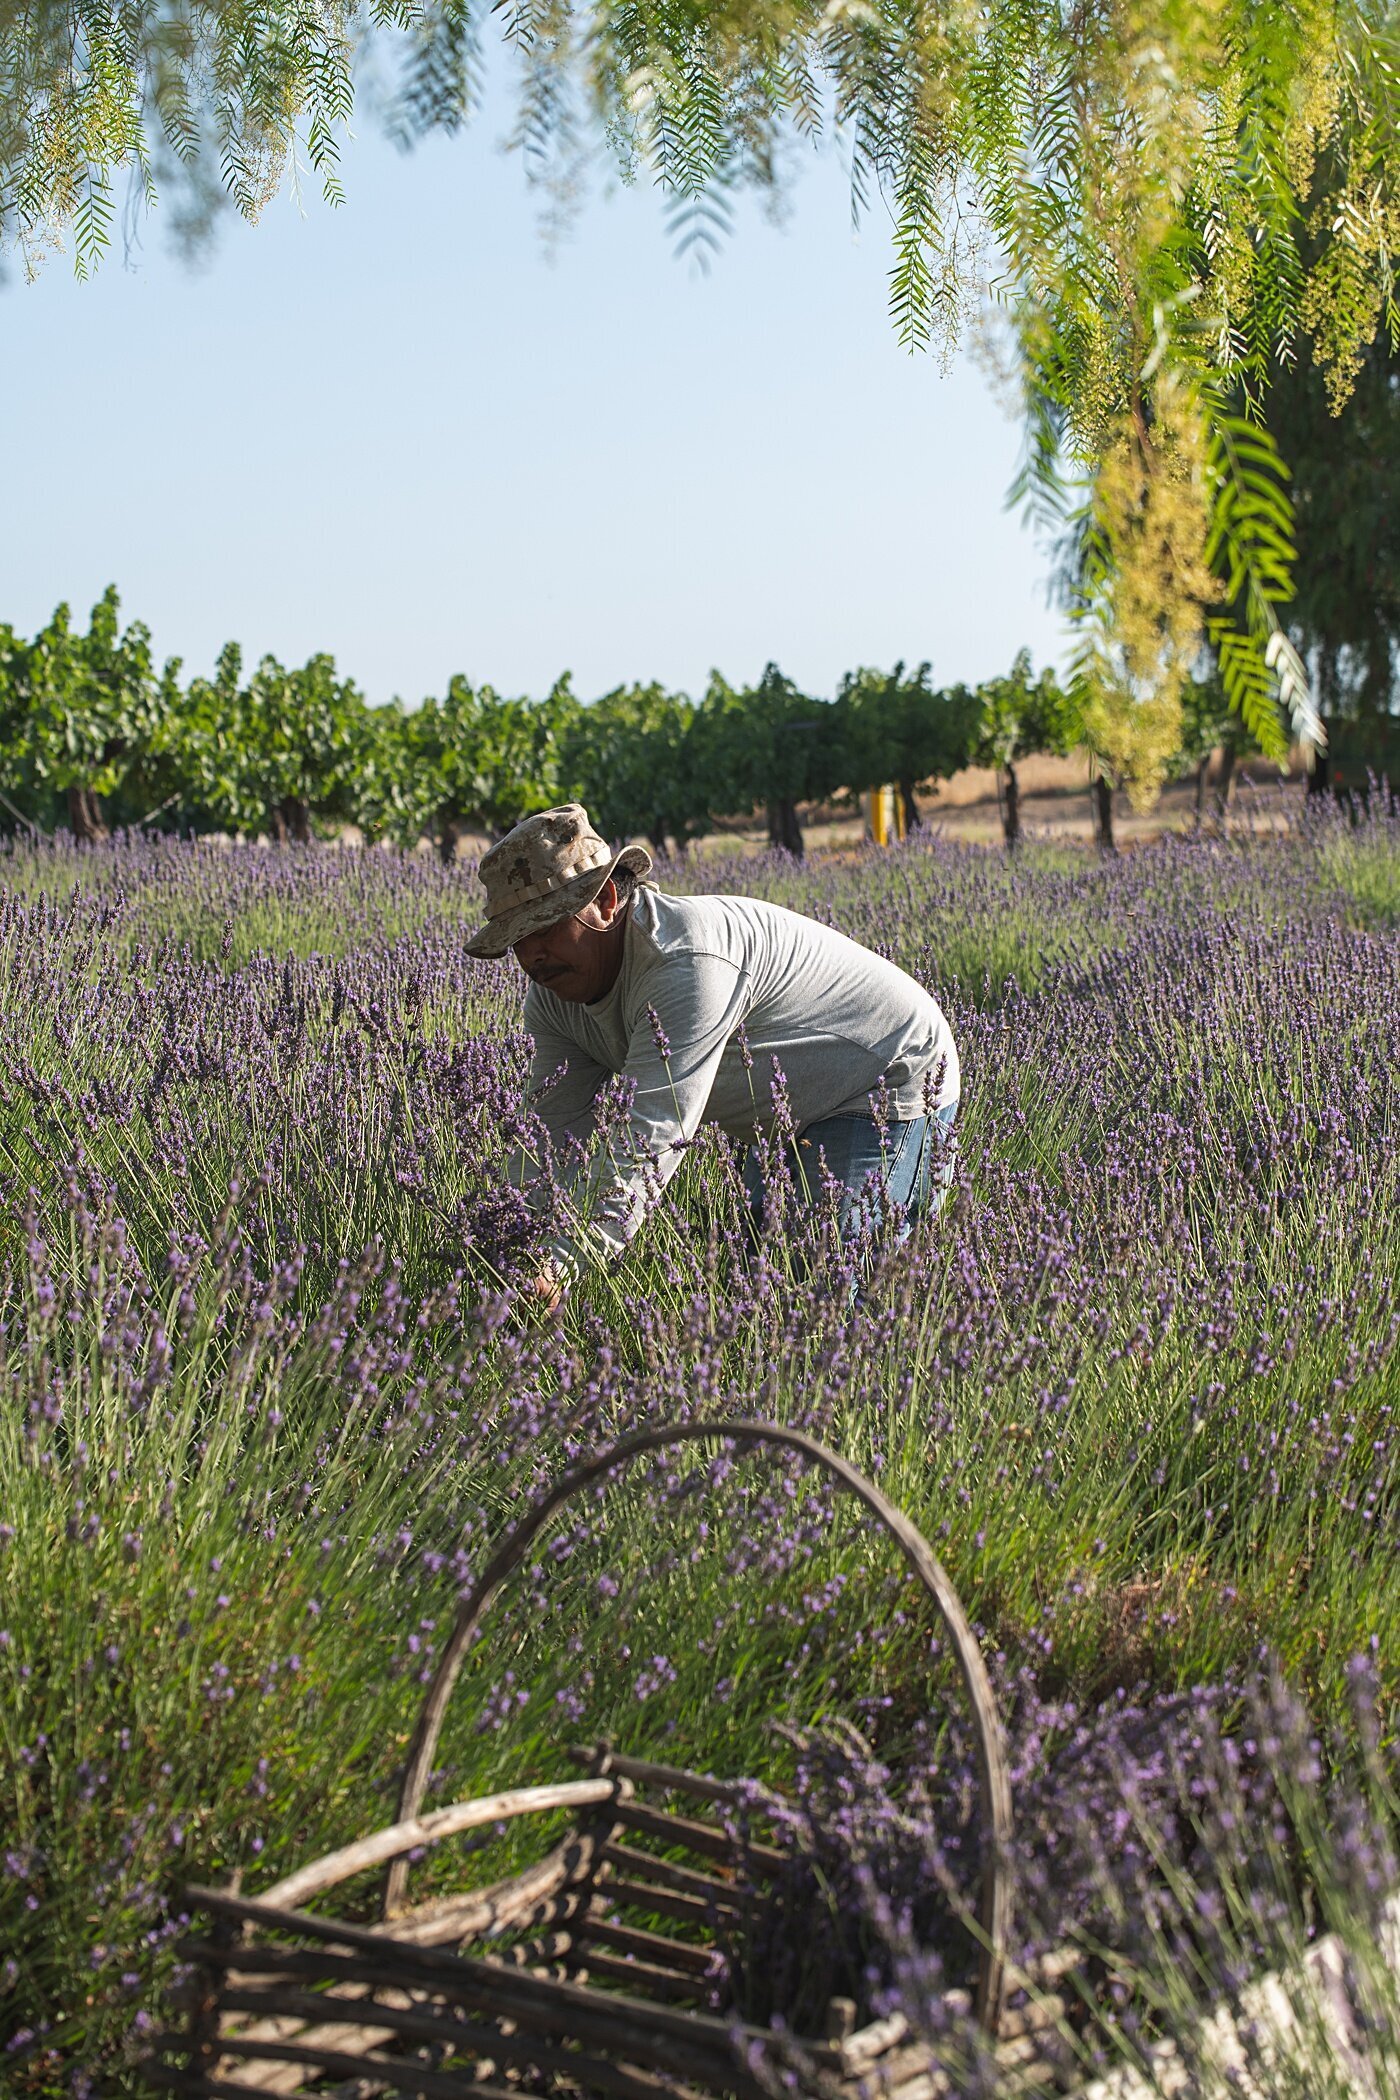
[512,879,626,1004]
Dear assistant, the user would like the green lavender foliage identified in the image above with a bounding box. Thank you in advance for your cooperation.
[3,811,1400,2087]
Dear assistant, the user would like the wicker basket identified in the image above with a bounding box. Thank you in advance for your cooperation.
[145,1420,1073,2099]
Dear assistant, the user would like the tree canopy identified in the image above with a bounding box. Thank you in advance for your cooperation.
[0,585,1091,854]
[0,586,169,840]
[5,2,1398,774]
[837,659,980,832]
[1272,319,1400,726]
[558,682,706,859]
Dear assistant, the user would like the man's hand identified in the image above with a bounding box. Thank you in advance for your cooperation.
[524,1260,566,1315]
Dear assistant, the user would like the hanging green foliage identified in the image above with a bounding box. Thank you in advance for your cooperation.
[6,3,1397,770]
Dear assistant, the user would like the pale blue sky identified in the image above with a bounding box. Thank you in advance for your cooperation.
[2,92,1068,709]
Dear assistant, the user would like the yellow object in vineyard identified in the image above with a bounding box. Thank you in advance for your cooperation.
[863,786,906,846]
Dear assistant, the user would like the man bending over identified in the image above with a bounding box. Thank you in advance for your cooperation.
[466,804,959,1305]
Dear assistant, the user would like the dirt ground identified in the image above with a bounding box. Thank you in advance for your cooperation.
[693,751,1307,859]
[410,751,1306,865]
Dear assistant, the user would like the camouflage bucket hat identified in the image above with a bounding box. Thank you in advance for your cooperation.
[464,804,654,960]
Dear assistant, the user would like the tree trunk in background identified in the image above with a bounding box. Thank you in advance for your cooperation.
[767,798,804,857]
[1092,773,1116,854]
[438,815,465,864]
[274,796,312,844]
[898,778,923,833]
[1214,745,1237,816]
[1308,645,1338,798]
[67,786,109,844]
[1364,626,1393,716]
[1195,755,1210,827]
[1000,762,1021,850]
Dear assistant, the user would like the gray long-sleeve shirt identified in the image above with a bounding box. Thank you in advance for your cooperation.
[518,888,958,1273]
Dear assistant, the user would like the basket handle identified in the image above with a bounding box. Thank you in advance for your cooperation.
[387,1417,1013,2029]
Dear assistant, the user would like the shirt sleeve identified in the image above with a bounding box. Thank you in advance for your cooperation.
[523,993,610,1152]
[546,952,750,1275]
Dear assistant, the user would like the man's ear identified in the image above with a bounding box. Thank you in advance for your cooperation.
[596,877,622,926]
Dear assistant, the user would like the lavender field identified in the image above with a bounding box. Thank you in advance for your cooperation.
[4,810,1400,2093]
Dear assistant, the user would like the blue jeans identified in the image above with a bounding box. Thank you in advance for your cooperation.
[742,1101,959,1241]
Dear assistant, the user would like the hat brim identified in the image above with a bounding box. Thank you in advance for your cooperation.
[464,842,654,960]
